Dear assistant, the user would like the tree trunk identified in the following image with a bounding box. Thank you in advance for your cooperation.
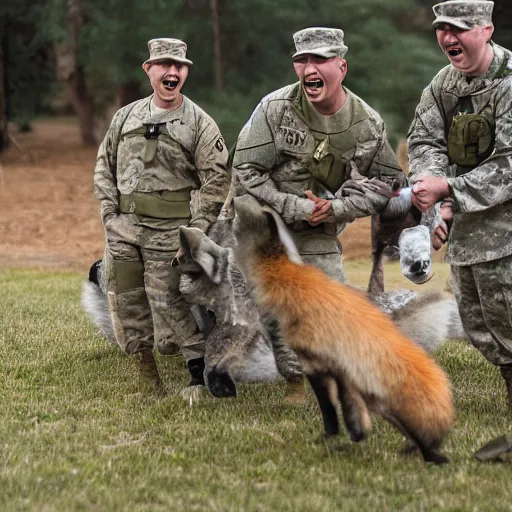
[116,82,141,108]
[210,0,224,93]
[54,0,96,146]
[0,18,9,151]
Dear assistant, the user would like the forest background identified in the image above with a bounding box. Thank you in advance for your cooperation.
[1,0,511,151]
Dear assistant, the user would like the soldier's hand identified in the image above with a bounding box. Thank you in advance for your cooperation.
[432,199,454,250]
[433,220,449,250]
[412,174,450,212]
[305,190,333,226]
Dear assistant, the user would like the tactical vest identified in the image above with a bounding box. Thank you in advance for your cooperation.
[296,94,370,196]
[447,54,512,176]
[118,122,191,219]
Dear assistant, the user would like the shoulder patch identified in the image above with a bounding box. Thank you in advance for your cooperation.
[215,136,225,152]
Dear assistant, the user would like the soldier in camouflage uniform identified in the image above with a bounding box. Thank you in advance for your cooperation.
[232,27,407,282]
[408,1,512,410]
[94,38,230,393]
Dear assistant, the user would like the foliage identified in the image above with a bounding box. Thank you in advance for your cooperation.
[1,0,56,128]
[6,0,507,145]
[0,265,511,511]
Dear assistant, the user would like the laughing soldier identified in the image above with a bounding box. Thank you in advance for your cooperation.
[93,38,230,395]
[408,1,512,426]
[232,27,407,282]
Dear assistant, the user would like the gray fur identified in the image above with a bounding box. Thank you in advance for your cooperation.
[81,281,116,344]
[82,196,466,393]
[399,225,434,285]
[177,216,301,385]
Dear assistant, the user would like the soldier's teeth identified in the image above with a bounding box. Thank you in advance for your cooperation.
[305,80,323,89]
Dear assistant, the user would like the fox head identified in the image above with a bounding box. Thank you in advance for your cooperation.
[398,224,433,285]
[232,195,302,280]
[172,226,235,311]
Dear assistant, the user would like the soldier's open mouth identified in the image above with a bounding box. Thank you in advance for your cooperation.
[448,48,462,56]
[163,79,179,90]
[304,79,324,89]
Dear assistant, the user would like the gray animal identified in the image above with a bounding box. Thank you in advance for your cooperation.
[83,192,465,399]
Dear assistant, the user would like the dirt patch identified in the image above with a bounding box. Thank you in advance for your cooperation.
[0,118,399,273]
[0,119,103,272]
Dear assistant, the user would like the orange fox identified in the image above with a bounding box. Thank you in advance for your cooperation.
[232,195,455,463]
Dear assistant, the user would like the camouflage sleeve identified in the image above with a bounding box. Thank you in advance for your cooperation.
[369,126,408,188]
[232,102,315,223]
[331,120,405,223]
[93,108,126,223]
[407,81,450,182]
[189,116,230,232]
[446,88,512,213]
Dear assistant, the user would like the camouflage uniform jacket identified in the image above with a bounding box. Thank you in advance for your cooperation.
[94,94,230,236]
[408,43,512,265]
[232,83,406,232]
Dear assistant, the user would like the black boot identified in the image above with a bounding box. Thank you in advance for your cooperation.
[187,357,206,387]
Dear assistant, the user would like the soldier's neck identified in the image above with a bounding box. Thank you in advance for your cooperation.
[152,93,184,111]
[309,87,347,116]
[462,44,495,77]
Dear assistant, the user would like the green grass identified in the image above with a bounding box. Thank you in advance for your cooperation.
[0,265,510,512]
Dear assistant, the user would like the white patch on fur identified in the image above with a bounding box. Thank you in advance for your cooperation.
[397,298,467,352]
[399,225,433,284]
[381,187,413,219]
[230,338,280,382]
[262,206,303,265]
[81,281,116,343]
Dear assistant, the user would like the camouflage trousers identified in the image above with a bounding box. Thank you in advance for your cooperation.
[451,254,512,367]
[290,228,346,283]
[104,214,204,362]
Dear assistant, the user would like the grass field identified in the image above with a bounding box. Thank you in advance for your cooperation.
[1,263,511,511]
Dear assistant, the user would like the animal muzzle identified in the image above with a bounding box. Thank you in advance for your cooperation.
[399,225,433,285]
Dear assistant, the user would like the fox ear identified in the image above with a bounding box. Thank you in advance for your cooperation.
[262,206,302,265]
[177,227,232,284]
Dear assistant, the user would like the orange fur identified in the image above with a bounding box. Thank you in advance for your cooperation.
[253,253,454,448]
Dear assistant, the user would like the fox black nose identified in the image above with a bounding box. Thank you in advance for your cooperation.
[410,260,428,273]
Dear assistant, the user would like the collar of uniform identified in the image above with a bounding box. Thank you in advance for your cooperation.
[149,96,185,123]
[443,45,503,98]
[147,95,185,124]
[295,84,353,134]
[485,42,506,80]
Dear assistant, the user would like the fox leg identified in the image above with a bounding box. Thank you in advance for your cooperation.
[306,373,340,438]
[335,377,372,442]
[384,414,449,464]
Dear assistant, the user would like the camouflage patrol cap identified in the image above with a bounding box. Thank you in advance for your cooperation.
[143,38,193,66]
[432,0,494,30]
[292,27,348,60]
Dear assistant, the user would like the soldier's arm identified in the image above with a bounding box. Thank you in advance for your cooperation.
[233,102,315,224]
[93,108,126,223]
[331,121,404,223]
[445,86,512,213]
[190,116,231,232]
[407,80,451,182]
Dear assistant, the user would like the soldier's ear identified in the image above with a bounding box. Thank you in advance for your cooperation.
[177,227,232,284]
